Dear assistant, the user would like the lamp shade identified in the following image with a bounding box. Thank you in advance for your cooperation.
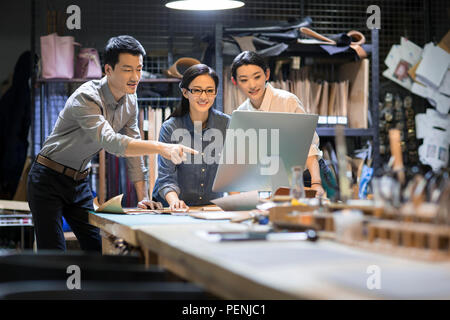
[166,0,245,11]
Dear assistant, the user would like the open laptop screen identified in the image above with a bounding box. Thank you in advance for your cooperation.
[212,110,318,192]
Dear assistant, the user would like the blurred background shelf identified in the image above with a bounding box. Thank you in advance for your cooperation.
[316,127,373,137]
[36,78,180,83]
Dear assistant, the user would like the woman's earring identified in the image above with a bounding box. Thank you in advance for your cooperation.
[231,78,237,86]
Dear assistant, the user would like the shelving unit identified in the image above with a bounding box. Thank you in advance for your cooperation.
[214,25,380,171]
[0,201,34,250]
[316,127,374,137]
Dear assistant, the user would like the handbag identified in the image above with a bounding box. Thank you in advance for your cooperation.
[40,33,79,79]
[75,48,102,79]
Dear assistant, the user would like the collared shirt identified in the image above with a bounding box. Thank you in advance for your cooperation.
[152,108,230,206]
[39,76,147,182]
[237,83,322,158]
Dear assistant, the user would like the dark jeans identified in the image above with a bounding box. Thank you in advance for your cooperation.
[27,161,102,252]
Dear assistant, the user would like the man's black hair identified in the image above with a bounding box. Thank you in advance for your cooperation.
[231,51,268,80]
[104,35,146,69]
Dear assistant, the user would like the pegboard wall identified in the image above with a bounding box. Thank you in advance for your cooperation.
[32,0,448,74]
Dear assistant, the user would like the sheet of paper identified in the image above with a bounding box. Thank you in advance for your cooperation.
[384,45,400,69]
[211,190,259,211]
[123,208,171,215]
[438,69,450,96]
[411,82,428,98]
[419,136,449,172]
[417,108,450,171]
[93,194,167,215]
[400,37,423,65]
[415,113,427,139]
[428,88,450,114]
[416,108,450,142]
[384,40,423,91]
[189,211,253,221]
[412,78,450,114]
[383,68,412,90]
[94,194,125,214]
[416,43,450,89]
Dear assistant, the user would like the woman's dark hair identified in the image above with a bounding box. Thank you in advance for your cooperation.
[104,35,146,69]
[231,51,268,80]
[170,64,219,118]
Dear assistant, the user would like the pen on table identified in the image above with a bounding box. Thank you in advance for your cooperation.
[215,229,318,242]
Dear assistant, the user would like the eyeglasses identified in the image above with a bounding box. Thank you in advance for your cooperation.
[187,88,217,96]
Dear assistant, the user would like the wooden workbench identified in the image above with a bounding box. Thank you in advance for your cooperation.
[88,210,230,255]
[89,211,450,299]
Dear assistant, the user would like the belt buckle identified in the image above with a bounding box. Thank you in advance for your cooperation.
[74,168,89,181]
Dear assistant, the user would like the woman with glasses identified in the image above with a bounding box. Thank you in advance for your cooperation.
[152,64,230,211]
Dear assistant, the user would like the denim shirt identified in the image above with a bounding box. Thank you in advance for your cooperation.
[152,108,230,206]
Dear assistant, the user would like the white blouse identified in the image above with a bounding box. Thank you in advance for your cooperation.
[237,83,322,158]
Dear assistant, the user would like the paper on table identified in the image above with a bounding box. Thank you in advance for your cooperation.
[93,194,125,214]
[211,190,259,211]
[93,194,168,215]
[189,211,254,222]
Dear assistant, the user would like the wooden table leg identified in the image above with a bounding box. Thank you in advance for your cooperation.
[143,249,159,268]
[101,233,116,255]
